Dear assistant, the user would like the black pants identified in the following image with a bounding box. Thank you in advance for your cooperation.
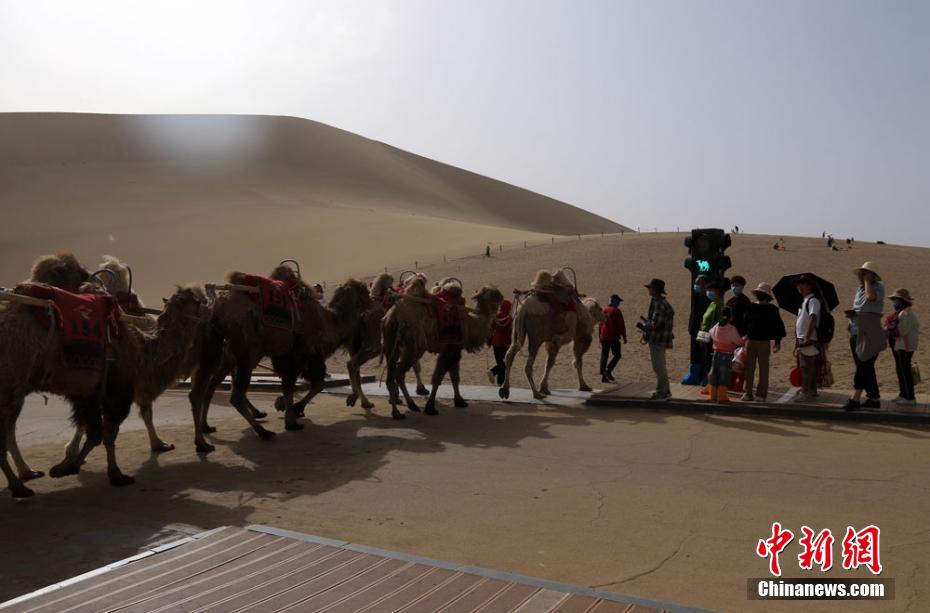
[850,335,880,399]
[489,346,508,385]
[600,340,621,375]
[893,350,916,400]
[689,335,704,364]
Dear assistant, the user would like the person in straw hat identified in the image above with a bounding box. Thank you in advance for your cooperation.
[644,278,674,401]
[843,262,886,411]
[741,282,786,401]
[889,289,920,405]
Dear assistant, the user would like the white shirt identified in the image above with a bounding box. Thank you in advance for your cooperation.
[796,295,821,341]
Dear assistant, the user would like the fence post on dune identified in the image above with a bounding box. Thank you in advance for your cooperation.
[499,244,502,252]
[415,260,418,270]
[524,240,527,248]
[551,237,554,245]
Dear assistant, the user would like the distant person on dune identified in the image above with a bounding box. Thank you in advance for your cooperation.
[599,294,627,383]
[487,299,513,385]
[742,282,785,401]
[843,262,886,411]
[644,279,674,401]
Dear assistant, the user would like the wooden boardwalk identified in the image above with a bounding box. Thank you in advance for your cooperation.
[1,526,706,613]
[588,382,930,425]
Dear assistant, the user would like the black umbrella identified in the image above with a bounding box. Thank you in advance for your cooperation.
[772,273,840,314]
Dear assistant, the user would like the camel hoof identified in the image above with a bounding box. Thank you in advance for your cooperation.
[579,384,592,392]
[202,424,217,434]
[533,392,546,400]
[346,394,357,407]
[285,422,304,431]
[407,402,420,412]
[295,407,306,418]
[49,462,80,478]
[392,412,406,420]
[251,410,267,420]
[196,442,216,454]
[499,388,509,399]
[274,397,287,412]
[109,472,135,487]
[424,405,439,416]
[454,397,468,408]
[416,386,429,397]
[361,400,375,410]
[151,441,175,453]
[11,484,35,499]
[539,387,550,396]
[21,469,44,481]
[257,427,277,441]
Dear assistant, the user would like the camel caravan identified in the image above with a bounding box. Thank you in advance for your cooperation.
[0,253,599,498]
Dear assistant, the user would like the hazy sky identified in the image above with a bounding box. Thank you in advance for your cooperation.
[2,0,928,244]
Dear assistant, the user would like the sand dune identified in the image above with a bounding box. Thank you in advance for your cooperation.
[0,113,624,303]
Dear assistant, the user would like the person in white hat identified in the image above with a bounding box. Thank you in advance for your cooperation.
[741,282,786,401]
[843,262,886,411]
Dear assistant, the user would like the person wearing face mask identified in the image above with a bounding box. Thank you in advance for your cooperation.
[682,275,711,385]
[889,289,919,405]
[698,280,726,395]
[843,262,886,411]
[726,275,752,337]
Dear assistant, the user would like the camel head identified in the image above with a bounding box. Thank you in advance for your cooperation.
[472,284,504,317]
[158,285,210,327]
[30,252,90,293]
[403,274,429,298]
[269,264,301,283]
[582,297,606,324]
[328,278,372,319]
[97,255,133,295]
[370,273,394,299]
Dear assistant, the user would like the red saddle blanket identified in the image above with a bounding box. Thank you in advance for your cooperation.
[432,290,465,330]
[15,283,120,370]
[235,274,304,329]
[544,287,578,313]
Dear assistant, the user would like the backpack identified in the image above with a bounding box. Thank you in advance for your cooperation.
[806,297,835,346]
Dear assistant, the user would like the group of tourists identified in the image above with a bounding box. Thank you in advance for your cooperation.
[589,261,921,406]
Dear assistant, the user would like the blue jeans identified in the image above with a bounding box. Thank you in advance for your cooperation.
[709,352,734,386]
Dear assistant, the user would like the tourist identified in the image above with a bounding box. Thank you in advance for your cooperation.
[708,307,743,403]
[644,279,674,401]
[742,282,786,401]
[726,275,751,336]
[682,275,711,385]
[843,262,886,411]
[794,276,821,402]
[698,280,726,394]
[889,289,920,405]
[487,299,513,385]
[598,294,627,383]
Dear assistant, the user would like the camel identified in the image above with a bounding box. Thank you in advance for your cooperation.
[341,272,429,412]
[1,253,91,484]
[0,281,208,498]
[383,277,503,418]
[189,265,371,452]
[63,256,186,457]
[498,270,605,400]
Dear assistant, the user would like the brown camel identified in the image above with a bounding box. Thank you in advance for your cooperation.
[2,253,91,484]
[63,256,186,458]
[498,270,604,400]
[383,277,503,418]
[0,283,207,498]
[343,272,429,412]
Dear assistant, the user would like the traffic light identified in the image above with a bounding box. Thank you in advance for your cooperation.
[684,228,732,283]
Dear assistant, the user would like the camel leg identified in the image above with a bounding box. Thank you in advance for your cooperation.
[272,354,303,432]
[498,339,522,400]
[63,425,84,465]
[345,352,360,408]
[0,398,33,498]
[229,353,276,441]
[7,397,43,481]
[189,328,224,452]
[573,340,593,392]
[450,356,467,408]
[140,401,174,452]
[103,400,134,487]
[539,342,559,396]
[414,361,429,396]
[424,356,449,416]
[525,344,545,400]
[398,358,420,413]
[50,397,102,477]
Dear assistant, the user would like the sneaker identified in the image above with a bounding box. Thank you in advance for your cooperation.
[842,399,861,411]
[757,395,767,402]
[894,397,917,406]
[862,398,881,409]
[601,376,611,384]
[793,393,813,403]
[649,392,671,401]
[606,372,616,382]
[740,392,755,402]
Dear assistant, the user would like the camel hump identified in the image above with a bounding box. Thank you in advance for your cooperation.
[370,273,394,298]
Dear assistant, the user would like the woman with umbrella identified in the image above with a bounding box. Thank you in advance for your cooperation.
[843,262,887,411]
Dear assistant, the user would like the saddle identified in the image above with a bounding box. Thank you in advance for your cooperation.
[15,283,120,370]
[235,274,305,330]
[432,289,466,343]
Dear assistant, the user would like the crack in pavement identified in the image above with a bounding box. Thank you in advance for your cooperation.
[590,531,695,588]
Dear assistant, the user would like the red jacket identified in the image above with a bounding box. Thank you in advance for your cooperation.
[488,300,513,348]
[599,306,627,342]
